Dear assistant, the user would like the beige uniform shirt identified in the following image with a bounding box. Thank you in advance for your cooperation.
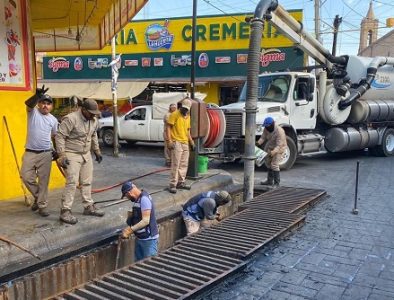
[258,124,287,154]
[163,112,171,140]
[56,110,100,156]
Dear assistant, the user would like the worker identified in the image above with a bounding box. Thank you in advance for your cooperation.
[21,86,58,217]
[163,103,177,167]
[256,116,287,187]
[55,99,105,224]
[182,190,232,235]
[120,181,159,261]
[166,98,195,193]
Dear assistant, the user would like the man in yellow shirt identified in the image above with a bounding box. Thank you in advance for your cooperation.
[166,98,195,193]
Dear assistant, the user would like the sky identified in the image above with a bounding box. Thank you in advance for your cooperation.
[134,0,394,56]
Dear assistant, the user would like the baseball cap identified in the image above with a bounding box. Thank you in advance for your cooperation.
[121,181,134,198]
[82,99,101,115]
[262,116,274,127]
[181,99,192,110]
[38,94,53,104]
[216,190,232,204]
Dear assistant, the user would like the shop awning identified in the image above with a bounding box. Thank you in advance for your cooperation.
[38,81,149,100]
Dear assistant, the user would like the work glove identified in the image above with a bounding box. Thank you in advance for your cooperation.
[94,151,103,163]
[167,141,174,150]
[121,227,133,239]
[51,150,59,161]
[215,213,222,221]
[190,141,195,151]
[36,84,49,98]
[57,154,70,169]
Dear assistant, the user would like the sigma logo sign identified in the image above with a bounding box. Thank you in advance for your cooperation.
[261,49,286,67]
[198,53,209,68]
[74,57,83,71]
[145,19,174,51]
[48,57,70,72]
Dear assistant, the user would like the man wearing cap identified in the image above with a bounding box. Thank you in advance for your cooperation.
[166,98,195,193]
[182,190,232,235]
[256,116,287,187]
[120,181,159,261]
[163,103,177,167]
[21,86,58,217]
[55,99,104,224]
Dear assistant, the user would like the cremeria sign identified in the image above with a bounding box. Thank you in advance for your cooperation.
[48,57,70,72]
[261,49,286,67]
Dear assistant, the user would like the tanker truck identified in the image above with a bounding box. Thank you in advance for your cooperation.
[221,0,394,170]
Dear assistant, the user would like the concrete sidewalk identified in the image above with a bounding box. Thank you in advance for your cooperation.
[0,152,233,279]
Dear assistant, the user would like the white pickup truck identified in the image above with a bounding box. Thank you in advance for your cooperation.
[98,105,164,146]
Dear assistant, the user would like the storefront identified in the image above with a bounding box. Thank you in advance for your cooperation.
[0,0,147,200]
[41,10,305,106]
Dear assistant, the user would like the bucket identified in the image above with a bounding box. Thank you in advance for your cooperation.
[198,156,209,174]
[255,146,268,167]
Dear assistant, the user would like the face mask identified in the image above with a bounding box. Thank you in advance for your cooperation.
[180,107,189,116]
[266,124,275,132]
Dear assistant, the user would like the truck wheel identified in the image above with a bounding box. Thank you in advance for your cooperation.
[264,136,297,170]
[102,128,114,147]
[371,128,394,156]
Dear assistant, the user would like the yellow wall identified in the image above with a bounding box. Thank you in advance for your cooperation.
[195,83,220,105]
[0,91,65,200]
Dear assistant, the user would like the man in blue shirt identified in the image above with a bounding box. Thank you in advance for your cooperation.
[182,190,232,235]
[121,181,159,261]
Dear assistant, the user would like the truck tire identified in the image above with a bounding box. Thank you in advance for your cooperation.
[264,136,297,170]
[102,128,114,147]
[370,128,394,157]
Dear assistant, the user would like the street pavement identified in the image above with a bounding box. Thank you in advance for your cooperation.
[204,150,394,300]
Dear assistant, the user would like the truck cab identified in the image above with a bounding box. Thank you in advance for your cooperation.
[221,72,319,169]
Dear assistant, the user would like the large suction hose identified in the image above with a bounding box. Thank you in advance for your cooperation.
[339,57,394,110]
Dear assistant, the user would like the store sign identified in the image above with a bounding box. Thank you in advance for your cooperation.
[198,53,209,68]
[261,49,286,67]
[145,19,174,51]
[48,57,70,72]
[0,0,31,90]
[74,57,83,71]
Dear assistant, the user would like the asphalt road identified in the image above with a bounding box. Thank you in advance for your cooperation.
[103,142,394,300]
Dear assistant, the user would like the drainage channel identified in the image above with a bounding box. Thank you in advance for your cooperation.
[57,187,325,300]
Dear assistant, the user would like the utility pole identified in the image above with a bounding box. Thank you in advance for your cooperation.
[111,37,119,157]
[314,0,321,43]
[187,0,199,178]
[332,15,342,56]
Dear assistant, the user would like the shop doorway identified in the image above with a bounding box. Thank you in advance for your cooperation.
[220,86,240,106]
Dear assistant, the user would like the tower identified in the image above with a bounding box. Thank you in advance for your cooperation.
[358,1,379,54]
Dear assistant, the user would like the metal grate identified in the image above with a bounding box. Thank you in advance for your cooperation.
[240,186,327,214]
[57,187,326,300]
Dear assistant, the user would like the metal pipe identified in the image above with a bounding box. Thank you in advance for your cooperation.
[352,161,359,215]
[244,0,279,202]
[111,37,120,157]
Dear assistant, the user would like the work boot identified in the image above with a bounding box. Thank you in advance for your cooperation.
[168,186,177,194]
[60,209,78,224]
[176,182,191,190]
[261,169,274,185]
[38,207,50,217]
[31,200,39,211]
[83,204,105,217]
[273,171,280,188]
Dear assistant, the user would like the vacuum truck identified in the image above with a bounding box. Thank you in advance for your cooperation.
[221,0,394,170]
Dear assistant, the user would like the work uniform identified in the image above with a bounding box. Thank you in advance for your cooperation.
[55,110,100,210]
[182,191,219,235]
[167,110,191,188]
[126,191,159,261]
[258,124,287,171]
[163,111,172,166]
[21,107,58,208]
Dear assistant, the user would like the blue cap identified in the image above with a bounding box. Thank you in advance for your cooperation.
[121,181,133,198]
[262,116,274,127]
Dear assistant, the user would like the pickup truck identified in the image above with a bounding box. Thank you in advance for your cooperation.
[98,105,164,146]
